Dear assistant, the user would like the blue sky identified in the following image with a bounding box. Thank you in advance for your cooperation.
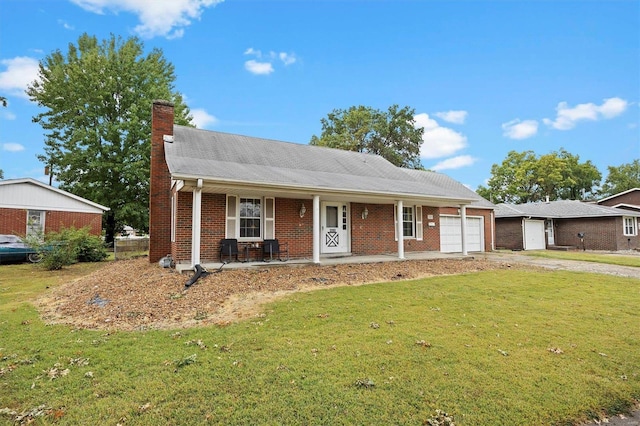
[1,0,638,191]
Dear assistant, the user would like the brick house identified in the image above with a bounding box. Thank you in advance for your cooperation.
[149,100,495,267]
[494,200,640,251]
[597,188,640,212]
[0,178,109,237]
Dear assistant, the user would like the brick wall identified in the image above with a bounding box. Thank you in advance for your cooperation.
[0,207,102,236]
[495,217,524,250]
[45,211,103,235]
[149,100,174,263]
[599,190,640,208]
[170,194,496,261]
[555,217,638,251]
[0,208,28,235]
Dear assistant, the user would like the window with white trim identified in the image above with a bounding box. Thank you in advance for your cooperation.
[226,196,275,241]
[403,206,414,238]
[240,198,261,238]
[623,216,637,236]
[394,204,423,241]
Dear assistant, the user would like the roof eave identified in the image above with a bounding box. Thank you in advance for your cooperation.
[171,174,478,206]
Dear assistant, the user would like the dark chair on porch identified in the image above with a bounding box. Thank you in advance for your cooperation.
[220,238,239,262]
[262,239,288,262]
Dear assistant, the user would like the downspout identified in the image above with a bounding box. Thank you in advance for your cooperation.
[312,195,320,264]
[397,200,405,259]
[460,204,468,256]
[191,178,203,267]
[490,210,495,251]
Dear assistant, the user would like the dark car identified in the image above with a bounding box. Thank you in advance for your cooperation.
[0,234,45,264]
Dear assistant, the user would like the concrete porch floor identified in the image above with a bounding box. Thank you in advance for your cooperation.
[175,251,473,274]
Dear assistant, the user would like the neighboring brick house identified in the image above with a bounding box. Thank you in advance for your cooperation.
[597,188,640,212]
[0,178,109,237]
[149,100,495,267]
[494,200,640,251]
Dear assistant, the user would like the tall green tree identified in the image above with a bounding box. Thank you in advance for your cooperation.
[27,33,192,243]
[556,149,601,200]
[600,159,640,196]
[477,150,538,203]
[477,149,601,203]
[310,105,424,169]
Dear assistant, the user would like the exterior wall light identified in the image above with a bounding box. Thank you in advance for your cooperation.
[299,203,306,218]
[362,207,369,219]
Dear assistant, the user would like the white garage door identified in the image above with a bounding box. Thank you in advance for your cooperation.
[440,216,484,253]
[524,219,545,250]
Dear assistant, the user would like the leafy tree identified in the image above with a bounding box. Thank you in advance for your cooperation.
[477,149,601,203]
[600,159,640,196]
[310,105,424,169]
[477,150,538,203]
[556,149,601,200]
[26,33,192,243]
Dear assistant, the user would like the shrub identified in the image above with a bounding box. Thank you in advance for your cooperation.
[39,227,107,270]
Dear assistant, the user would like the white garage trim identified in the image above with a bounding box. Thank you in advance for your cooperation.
[440,215,484,253]
[523,219,545,250]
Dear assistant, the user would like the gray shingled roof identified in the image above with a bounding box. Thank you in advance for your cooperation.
[165,126,492,206]
[401,169,495,208]
[495,200,640,218]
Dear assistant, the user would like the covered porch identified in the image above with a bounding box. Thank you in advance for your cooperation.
[174,177,476,268]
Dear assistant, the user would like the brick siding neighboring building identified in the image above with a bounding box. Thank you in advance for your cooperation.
[495,200,640,252]
[0,178,108,238]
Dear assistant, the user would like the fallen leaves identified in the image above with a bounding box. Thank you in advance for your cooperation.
[35,257,511,331]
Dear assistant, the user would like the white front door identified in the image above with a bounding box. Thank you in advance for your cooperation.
[546,219,555,246]
[321,202,348,254]
[27,210,45,238]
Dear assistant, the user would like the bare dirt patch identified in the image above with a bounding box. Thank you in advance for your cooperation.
[35,257,515,331]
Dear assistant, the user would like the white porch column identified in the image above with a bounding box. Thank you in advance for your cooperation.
[191,179,203,266]
[460,204,468,256]
[312,195,320,264]
[397,200,405,259]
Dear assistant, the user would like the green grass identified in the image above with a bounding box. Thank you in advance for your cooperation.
[0,263,638,425]
[523,250,640,267]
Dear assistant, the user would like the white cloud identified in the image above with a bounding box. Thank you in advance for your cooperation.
[2,143,25,152]
[0,57,40,99]
[543,97,628,130]
[190,108,218,129]
[244,60,274,75]
[414,113,467,159]
[502,119,539,140]
[435,110,467,124]
[70,0,223,39]
[58,19,75,30]
[431,155,477,171]
[243,47,296,74]
[278,52,296,66]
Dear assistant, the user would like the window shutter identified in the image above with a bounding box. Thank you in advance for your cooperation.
[264,197,275,239]
[393,203,398,241]
[226,195,237,238]
[416,205,423,241]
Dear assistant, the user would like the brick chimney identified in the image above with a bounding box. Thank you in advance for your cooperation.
[149,100,174,263]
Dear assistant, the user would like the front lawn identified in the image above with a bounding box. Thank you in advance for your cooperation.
[523,250,640,267]
[0,263,638,425]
